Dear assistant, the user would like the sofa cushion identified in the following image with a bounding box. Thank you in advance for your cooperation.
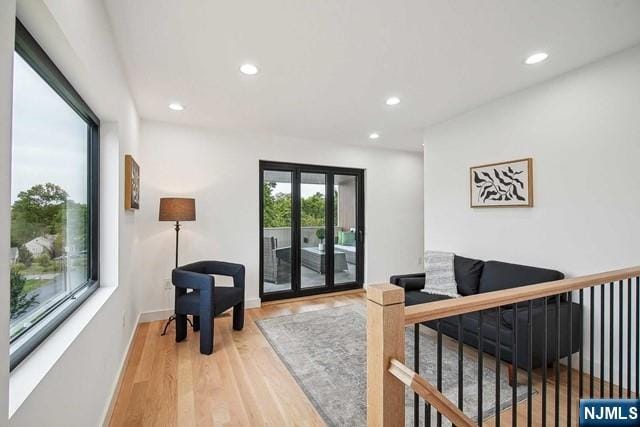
[449,309,512,346]
[478,260,564,294]
[432,303,581,370]
[404,291,451,306]
[397,277,427,292]
[500,301,581,328]
[390,273,425,291]
[454,255,484,296]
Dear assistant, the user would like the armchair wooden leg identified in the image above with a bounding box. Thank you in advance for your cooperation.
[192,315,200,332]
[176,314,188,342]
[233,302,244,331]
[200,316,213,355]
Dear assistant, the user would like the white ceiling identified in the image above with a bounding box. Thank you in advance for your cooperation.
[104,0,640,151]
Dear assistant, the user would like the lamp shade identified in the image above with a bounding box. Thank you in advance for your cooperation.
[158,197,196,222]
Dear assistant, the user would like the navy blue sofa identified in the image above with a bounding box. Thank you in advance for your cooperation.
[391,257,581,370]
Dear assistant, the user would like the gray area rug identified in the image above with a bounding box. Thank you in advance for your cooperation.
[257,304,530,426]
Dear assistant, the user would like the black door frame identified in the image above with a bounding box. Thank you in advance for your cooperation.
[259,160,365,301]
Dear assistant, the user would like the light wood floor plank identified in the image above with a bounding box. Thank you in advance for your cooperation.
[110,295,347,426]
[110,293,627,426]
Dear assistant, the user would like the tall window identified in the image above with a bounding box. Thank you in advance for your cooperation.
[9,21,99,369]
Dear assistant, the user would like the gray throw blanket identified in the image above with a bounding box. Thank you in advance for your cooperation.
[421,250,460,297]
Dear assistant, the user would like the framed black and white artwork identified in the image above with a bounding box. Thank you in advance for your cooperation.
[470,158,533,208]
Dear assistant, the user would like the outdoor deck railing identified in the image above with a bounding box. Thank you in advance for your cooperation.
[367,266,640,426]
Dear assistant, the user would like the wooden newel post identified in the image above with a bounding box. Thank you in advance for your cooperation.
[367,284,405,427]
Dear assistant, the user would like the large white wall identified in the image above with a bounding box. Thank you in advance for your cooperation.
[136,121,424,314]
[424,46,640,274]
[0,1,422,423]
[423,45,640,384]
[1,1,141,425]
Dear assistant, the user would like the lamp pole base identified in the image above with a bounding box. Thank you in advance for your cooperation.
[160,313,193,336]
[161,221,190,336]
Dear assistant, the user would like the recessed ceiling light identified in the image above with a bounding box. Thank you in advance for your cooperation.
[369,132,380,140]
[525,52,549,65]
[240,63,259,75]
[385,96,400,106]
[168,103,185,111]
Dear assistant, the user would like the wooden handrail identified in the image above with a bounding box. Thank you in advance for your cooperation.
[405,266,640,325]
[369,267,640,426]
[388,359,476,427]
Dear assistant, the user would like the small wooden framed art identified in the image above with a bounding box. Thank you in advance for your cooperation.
[125,154,140,210]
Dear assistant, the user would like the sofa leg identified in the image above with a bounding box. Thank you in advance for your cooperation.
[200,317,213,355]
[233,302,244,331]
[192,315,200,332]
[176,314,187,342]
[508,363,517,387]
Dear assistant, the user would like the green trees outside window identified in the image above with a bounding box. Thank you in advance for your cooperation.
[9,183,87,319]
[263,182,337,228]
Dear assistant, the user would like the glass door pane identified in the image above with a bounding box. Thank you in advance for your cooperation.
[260,161,364,301]
[334,175,358,284]
[262,170,293,293]
[300,172,328,289]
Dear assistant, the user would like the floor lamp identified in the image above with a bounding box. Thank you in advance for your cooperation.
[159,197,196,336]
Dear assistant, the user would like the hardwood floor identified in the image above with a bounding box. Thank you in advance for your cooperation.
[108,292,363,427]
[417,326,638,427]
[487,361,637,426]
[109,292,635,426]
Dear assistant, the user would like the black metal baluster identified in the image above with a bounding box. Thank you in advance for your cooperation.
[600,284,605,398]
[609,282,614,398]
[555,296,560,427]
[527,301,533,427]
[512,303,518,427]
[579,289,584,398]
[437,320,442,427]
[619,280,624,397]
[567,293,573,427]
[477,311,483,425]
[628,278,632,398]
[590,286,594,398]
[458,316,463,412]
[496,307,501,427]
[542,297,548,427]
[414,324,419,427]
[425,321,432,427]
[636,277,639,398]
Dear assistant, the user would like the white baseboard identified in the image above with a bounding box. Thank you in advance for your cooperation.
[102,311,141,426]
[245,297,261,309]
[139,309,174,323]
[139,298,261,324]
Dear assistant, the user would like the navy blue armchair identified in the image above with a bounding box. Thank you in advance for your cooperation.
[171,260,245,354]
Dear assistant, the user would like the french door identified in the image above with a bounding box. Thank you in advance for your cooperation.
[260,161,365,301]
